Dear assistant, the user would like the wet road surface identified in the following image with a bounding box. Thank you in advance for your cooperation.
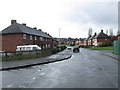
[1,48,118,88]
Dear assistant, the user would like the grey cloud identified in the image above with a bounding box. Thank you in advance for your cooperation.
[67,2,118,25]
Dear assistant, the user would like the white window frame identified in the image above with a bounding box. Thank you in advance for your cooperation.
[40,37,43,41]
[35,36,37,40]
[30,35,33,40]
[23,34,27,39]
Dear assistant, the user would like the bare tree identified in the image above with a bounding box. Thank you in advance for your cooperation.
[109,28,113,36]
[88,27,92,37]
[106,29,108,35]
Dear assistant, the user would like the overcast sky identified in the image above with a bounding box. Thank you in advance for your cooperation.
[0,0,119,38]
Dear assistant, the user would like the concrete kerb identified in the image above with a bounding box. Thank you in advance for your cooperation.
[101,53,119,60]
[87,49,119,60]
[0,52,72,71]
[98,51,119,60]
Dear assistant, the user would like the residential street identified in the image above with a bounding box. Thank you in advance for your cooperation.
[1,48,118,88]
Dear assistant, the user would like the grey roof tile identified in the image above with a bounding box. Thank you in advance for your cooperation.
[94,32,110,39]
[0,23,51,38]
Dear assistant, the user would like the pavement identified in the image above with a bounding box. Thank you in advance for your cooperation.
[95,50,119,60]
[0,49,73,70]
[0,48,119,71]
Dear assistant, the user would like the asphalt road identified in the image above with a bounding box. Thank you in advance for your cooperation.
[1,48,118,88]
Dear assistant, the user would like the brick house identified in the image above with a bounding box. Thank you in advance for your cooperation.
[117,34,120,40]
[87,33,97,46]
[83,39,87,45]
[85,35,92,45]
[0,20,58,51]
[92,30,111,46]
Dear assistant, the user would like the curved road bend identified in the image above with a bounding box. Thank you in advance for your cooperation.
[2,48,118,88]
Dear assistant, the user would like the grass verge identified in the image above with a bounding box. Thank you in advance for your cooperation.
[88,46,113,50]
[1,47,65,61]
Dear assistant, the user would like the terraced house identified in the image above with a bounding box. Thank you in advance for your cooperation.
[0,20,58,51]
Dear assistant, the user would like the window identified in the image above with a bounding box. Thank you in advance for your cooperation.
[33,47,37,50]
[30,35,33,40]
[39,37,41,41]
[46,44,48,48]
[44,38,47,41]
[21,47,25,51]
[23,34,27,39]
[40,37,43,41]
[43,38,46,41]
[26,47,31,50]
[49,39,52,41]
[35,36,37,40]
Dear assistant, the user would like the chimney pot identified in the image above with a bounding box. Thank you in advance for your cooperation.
[33,27,37,29]
[38,29,42,31]
[22,23,26,26]
[11,20,17,24]
[94,32,97,35]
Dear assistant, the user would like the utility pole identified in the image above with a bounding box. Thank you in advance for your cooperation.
[59,28,61,44]
[59,28,61,39]
[106,29,108,35]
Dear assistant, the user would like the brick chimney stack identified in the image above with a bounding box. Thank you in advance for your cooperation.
[33,27,37,29]
[38,29,42,31]
[94,32,97,35]
[101,30,103,33]
[11,20,17,25]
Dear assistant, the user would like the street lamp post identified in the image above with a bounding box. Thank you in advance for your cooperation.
[59,28,61,44]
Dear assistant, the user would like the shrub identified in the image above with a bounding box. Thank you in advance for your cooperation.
[81,45,91,48]
[99,42,113,47]
[51,48,59,54]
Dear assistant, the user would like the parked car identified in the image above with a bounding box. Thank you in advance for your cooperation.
[66,46,73,50]
[73,46,80,53]
[16,45,42,51]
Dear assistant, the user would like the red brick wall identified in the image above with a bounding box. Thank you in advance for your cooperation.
[1,34,58,51]
[1,34,22,51]
[97,38,111,43]
[22,34,34,45]
[22,35,55,46]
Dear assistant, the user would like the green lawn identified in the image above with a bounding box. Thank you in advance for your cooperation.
[58,44,69,47]
[1,52,52,61]
[88,46,113,50]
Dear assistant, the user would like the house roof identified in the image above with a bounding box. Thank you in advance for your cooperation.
[86,35,92,41]
[94,30,110,39]
[89,33,97,40]
[0,23,52,38]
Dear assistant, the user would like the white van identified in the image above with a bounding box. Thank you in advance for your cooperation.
[16,45,42,51]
